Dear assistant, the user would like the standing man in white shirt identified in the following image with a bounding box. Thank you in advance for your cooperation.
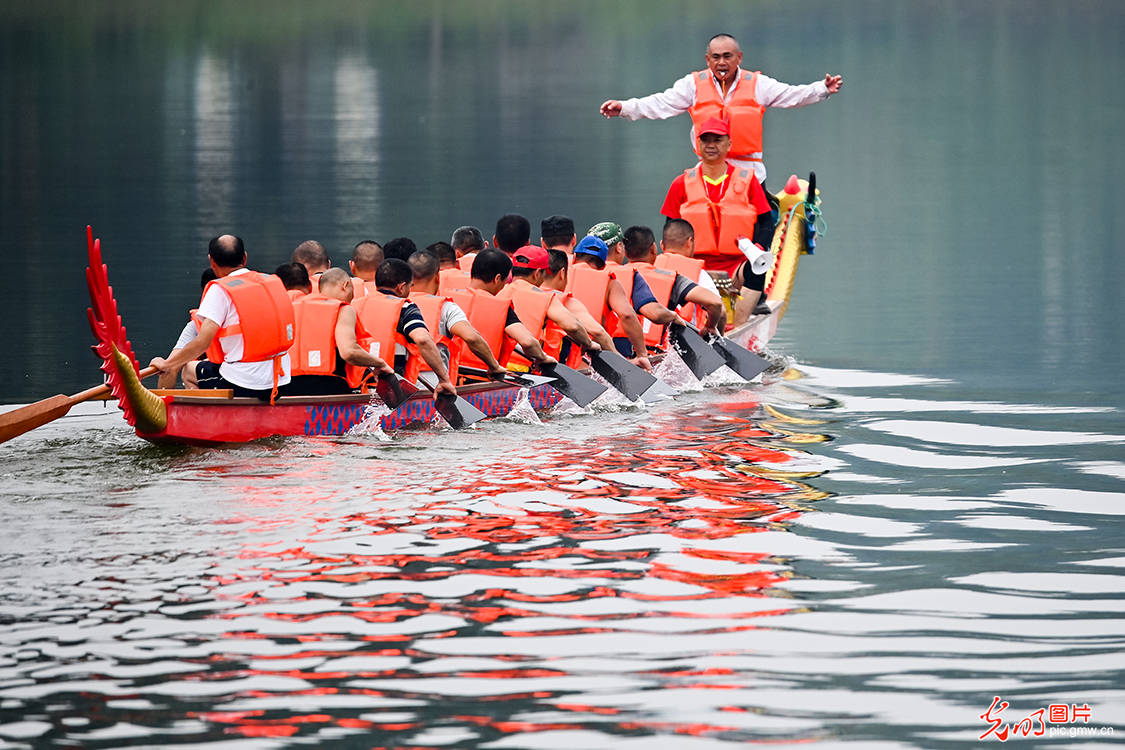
[599,33,842,187]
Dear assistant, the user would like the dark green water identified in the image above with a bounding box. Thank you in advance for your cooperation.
[1,2,1123,747]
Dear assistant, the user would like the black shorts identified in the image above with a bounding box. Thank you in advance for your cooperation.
[194,361,274,400]
[740,261,766,293]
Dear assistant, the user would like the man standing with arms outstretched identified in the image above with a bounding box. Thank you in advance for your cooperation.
[599,33,842,187]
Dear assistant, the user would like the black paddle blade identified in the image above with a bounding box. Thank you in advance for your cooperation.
[669,324,725,379]
[589,350,658,402]
[538,362,608,408]
[709,335,770,381]
[434,392,487,429]
[375,372,417,408]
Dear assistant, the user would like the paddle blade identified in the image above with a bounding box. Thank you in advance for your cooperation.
[669,324,725,379]
[0,395,73,444]
[434,392,487,429]
[538,363,608,408]
[375,372,417,408]
[709,335,771,381]
[589,350,658,402]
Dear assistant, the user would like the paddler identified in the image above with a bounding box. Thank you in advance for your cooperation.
[493,214,531,256]
[360,258,457,397]
[660,117,775,313]
[348,240,383,298]
[568,234,654,370]
[599,33,842,188]
[407,250,509,379]
[467,249,556,367]
[540,215,578,255]
[622,225,726,335]
[504,246,610,357]
[150,234,294,399]
[283,268,394,396]
[291,240,331,278]
[274,262,311,297]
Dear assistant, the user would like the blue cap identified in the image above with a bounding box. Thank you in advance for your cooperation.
[574,235,608,262]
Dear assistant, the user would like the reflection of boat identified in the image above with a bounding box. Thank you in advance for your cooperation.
[86,175,820,446]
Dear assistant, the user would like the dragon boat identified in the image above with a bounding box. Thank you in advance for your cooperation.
[79,175,820,446]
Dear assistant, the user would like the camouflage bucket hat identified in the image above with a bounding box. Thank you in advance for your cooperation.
[587,221,624,247]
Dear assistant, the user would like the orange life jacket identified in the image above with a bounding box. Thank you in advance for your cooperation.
[351,292,408,380]
[439,268,471,294]
[497,280,555,369]
[200,272,295,366]
[349,277,373,300]
[458,287,516,372]
[290,293,373,388]
[689,69,764,163]
[630,263,676,349]
[656,253,708,326]
[406,292,463,382]
[603,263,636,338]
[458,253,476,273]
[565,263,611,323]
[680,166,758,270]
[286,288,308,302]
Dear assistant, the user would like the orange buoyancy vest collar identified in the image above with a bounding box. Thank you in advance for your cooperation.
[680,166,759,268]
[656,253,708,326]
[689,69,764,162]
[439,268,471,294]
[201,271,295,366]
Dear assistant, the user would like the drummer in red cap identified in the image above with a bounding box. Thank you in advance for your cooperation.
[660,116,776,312]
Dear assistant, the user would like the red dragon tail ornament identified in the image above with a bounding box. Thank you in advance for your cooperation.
[85,226,167,434]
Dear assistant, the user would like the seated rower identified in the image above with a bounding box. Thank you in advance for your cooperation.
[425,241,458,270]
[274,262,312,299]
[150,234,294,400]
[451,225,487,270]
[659,218,723,299]
[348,240,383,298]
[291,240,331,283]
[540,214,578,255]
[571,235,652,368]
[501,246,605,361]
[407,250,509,379]
[283,268,394,396]
[466,249,556,368]
[623,225,725,335]
[352,258,457,397]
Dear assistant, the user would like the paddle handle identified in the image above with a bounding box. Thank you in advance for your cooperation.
[72,365,159,404]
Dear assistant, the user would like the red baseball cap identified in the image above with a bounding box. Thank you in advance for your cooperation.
[512,245,550,270]
[696,117,731,137]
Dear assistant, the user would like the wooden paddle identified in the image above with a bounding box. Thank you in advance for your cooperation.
[0,366,158,445]
[374,371,417,408]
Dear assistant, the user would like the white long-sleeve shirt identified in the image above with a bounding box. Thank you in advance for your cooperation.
[619,68,830,183]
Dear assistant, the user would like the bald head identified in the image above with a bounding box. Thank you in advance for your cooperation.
[208,234,246,269]
[317,267,353,302]
[291,240,330,274]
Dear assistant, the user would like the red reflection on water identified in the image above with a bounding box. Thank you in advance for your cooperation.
[186,403,832,744]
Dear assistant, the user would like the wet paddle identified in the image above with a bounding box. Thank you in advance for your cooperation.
[588,349,658,402]
[374,371,417,408]
[536,362,607,407]
[416,372,487,429]
[0,366,158,445]
[707,333,771,381]
[668,322,725,379]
